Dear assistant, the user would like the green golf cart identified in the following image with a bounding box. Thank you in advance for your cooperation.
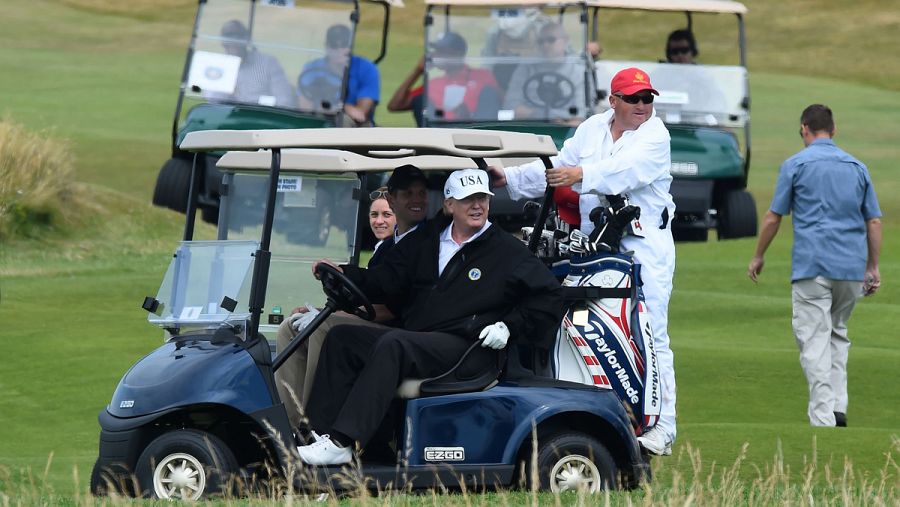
[152,0,399,225]
[588,0,755,241]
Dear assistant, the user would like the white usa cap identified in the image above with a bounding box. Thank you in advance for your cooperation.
[444,169,495,200]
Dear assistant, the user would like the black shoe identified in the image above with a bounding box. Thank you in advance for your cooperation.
[834,412,847,427]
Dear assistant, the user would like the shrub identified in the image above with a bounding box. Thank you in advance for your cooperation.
[0,118,77,240]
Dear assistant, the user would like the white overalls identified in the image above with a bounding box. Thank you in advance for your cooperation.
[505,109,678,441]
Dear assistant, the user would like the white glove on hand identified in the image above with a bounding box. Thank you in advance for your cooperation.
[479,321,510,350]
[289,305,320,333]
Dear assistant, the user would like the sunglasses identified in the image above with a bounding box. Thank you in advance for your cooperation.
[615,93,654,105]
[369,189,389,200]
[668,46,692,55]
[537,36,559,45]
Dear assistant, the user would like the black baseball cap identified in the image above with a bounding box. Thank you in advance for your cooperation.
[429,31,467,54]
[386,165,428,193]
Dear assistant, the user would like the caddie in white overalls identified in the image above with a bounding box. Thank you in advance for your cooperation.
[490,67,677,455]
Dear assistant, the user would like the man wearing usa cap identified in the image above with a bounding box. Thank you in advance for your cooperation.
[491,67,678,456]
[296,169,563,465]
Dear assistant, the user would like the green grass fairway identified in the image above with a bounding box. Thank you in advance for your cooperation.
[1,0,897,502]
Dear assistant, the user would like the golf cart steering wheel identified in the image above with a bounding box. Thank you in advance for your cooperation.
[298,68,342,109]
[315,263,375,321]
[522,71,575,110]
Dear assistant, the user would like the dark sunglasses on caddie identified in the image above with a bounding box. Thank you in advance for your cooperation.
[369,189,389,200]
[615,93,654,105]
[668,46,692,55]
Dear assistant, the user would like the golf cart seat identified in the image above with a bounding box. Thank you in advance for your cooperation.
[396,341,507,399]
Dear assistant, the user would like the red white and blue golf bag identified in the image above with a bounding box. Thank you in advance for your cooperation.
[554,254,661,434]
[545,195,661,434]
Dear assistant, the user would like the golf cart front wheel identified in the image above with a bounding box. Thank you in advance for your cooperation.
[90,459,134,496]
[152,157,192,213]
[534,432,618,492]
[135,429,237,500]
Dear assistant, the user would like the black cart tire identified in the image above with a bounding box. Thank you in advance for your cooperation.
[135,429,237,500]
[152,158,193,213]
[717,190,757,239]
[90,459,135,496]
[532,432,618,492]
[673,227,709,242]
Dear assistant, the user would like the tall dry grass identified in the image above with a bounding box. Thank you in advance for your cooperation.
[0,118,80,240]
[3,436,897,506]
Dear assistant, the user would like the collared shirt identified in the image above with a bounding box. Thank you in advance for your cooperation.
[233,50,297,108]
[771,138,881,282]
[299,55,380,119]
[427,66,498,121]
[394,222,420,243]
[438,220,492,275]
[504,108,674,235]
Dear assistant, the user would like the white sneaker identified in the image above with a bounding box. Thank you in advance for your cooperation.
[637,426,673,456]
[297,434,352,465]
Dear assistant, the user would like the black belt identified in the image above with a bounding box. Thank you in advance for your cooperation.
[562,286,633,301]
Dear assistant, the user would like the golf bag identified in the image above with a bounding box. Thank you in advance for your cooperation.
[534,193,660,434]
[554,252,661,433]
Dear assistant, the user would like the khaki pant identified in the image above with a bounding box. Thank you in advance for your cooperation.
[275,313,390,429]
[791,277,861,426]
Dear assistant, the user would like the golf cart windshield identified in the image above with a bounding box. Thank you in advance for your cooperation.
[149,240,258,329]
[589,0,748,129]
[595,61,747,128]
[219,169,360,336]
[424,4,592,124]
[185,0,359,115]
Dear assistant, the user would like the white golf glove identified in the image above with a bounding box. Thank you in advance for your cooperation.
[289,304,320,333]
[479,321,510,350]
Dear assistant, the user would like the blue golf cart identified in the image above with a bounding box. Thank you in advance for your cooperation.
[90,128,649,499]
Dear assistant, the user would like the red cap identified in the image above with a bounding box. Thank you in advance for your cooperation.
[610,67,659,96]
[553,186,581,227]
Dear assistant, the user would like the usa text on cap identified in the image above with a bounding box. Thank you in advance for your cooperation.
[444,169,494,200]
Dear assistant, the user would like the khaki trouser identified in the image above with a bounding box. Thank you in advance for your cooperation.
[791,277,862,426]
[274,313,389,429]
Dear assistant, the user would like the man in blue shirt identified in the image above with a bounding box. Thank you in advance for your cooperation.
[297,24,380,124]
[747,104,882,427]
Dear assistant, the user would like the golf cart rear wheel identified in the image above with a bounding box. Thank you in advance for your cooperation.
[717,190,757,239]
[152,157,192,213]
[534,432,618,492]
[135,429,237,500]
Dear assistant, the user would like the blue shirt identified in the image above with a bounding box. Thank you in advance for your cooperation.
[770,138,881,282]
[299,55,380,119]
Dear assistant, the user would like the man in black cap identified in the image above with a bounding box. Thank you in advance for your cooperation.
[275,165,430,428]
[219,19,297,107]
[388,31,499,123]
[297,24,380,124]
[427,32,500,121]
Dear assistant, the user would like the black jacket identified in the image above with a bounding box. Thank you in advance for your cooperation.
[342,217,564,345]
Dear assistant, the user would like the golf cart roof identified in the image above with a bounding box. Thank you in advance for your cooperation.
[585,0,746,15]
[181,127,558,158]
[218,149,481,174]
[425,0,579,6]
